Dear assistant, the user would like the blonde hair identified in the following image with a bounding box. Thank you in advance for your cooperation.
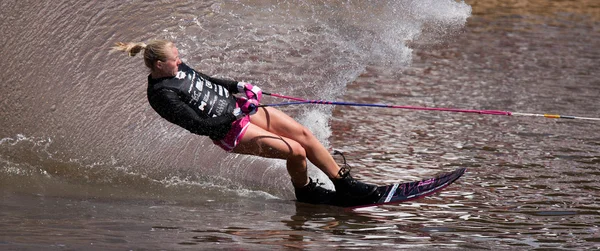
[112,40,173,70]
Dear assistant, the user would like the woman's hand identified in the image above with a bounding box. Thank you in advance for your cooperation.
[238,97,259,115]
[237,82,262,102]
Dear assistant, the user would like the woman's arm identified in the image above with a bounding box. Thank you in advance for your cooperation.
[148,89,236,140]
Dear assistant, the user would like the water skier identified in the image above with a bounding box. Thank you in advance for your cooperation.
[113,40,378,205]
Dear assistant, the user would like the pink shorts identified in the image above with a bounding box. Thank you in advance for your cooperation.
[212,99,251,152]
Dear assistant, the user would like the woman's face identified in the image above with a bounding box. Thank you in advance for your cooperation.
[156,44,181,77]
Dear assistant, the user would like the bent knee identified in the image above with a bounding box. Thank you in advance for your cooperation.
[287,140,307,160]
[293,127,317,145]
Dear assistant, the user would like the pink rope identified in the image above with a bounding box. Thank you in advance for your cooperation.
[265,92,513,116]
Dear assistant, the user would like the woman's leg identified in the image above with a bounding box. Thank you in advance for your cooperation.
[233,122,310,188]
[233,107,378,204]
[243,107,342,179]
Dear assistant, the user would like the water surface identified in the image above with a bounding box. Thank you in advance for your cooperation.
[1,0,599,250]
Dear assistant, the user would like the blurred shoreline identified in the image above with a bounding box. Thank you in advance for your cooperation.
[467,0,599,21]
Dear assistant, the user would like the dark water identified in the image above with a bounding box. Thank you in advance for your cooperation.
[1,0,599,250]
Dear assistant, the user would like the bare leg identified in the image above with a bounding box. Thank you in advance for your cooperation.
[236,107,342,179]
[233,107,377,203]
[233,122,310,187]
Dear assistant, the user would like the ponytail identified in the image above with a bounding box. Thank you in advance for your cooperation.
[112,42,147,57]
[112,40,173,70]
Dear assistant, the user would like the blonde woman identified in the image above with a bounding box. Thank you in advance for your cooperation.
[113,40,379,206]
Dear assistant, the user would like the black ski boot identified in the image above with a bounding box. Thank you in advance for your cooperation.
[294,178,336,205]
[331,151,380,207]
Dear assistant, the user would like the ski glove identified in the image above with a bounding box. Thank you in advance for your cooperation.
[238,97,259,115]
[237,82,262,102]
